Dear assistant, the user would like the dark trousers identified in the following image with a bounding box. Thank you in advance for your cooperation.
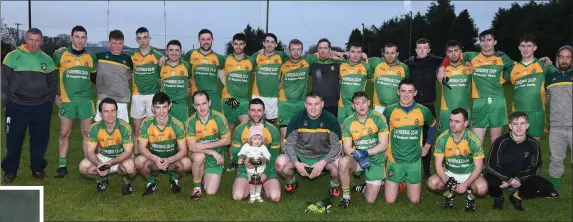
[421,103,435,178]
[324,106,338,118]
[484,174,558,199]
[1,101,52,175]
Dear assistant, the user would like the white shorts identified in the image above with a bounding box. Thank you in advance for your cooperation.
[252,96,278,120]
[374,105,385,115]
[445,170,470,184]
[130,94,155,119]
[94,100,129,123]
[97,153,119,174]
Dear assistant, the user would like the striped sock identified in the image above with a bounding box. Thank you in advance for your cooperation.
[342,187,350,199]
[329,181,340,188]
[168,171,179,181]
[193,180,202,189]
[122,176,134,184]
[95,176,105,183]
[58,157,66,167]
[286,176,296,185]
[146,176,156,185]
[443,190,453,198]
[467,190,475,200]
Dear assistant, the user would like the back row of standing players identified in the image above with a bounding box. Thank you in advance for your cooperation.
[53,26,569,198]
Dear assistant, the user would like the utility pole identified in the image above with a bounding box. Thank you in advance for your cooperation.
[265,0,270,33]
[408,11,413,58]
[361,23,365,45]
[14,23,22,45]
[28,0,32,29]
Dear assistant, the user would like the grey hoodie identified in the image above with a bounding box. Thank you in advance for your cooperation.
[545,45,572,127]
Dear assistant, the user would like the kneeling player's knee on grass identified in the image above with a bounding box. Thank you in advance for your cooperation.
[269,193,280,202]
[191,153,206,164]
[474,182,488,196]
[78,159,92,175]
[134,156,148,169]
[121,160,135,174]
[427,177,440,191]
[274,156,289,172]
[409,198,420,204]
[365,195,377,204]
[180,157,192,172]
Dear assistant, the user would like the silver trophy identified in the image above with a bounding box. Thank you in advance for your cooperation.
[249,156,263,185]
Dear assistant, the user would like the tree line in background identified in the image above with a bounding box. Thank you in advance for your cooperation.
[345,0,572,62]
[2,0,571,60]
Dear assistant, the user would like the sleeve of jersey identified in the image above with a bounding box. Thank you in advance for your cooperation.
[403,63,411,79]
[279,51,289,62]
[120,121,134,146]
[87,124,99,146]
[304,54,317,65]
[366,62,374,79]
[52,52,62,69]
[249,53,259,68]
[174,120,186,142]
[184,62,193,79]
[183,50,192,63]
[267,126,281,170]
[90,52,98,72]
[501,55,515,82]
[375,113,390,136]
[423,106,436,127]
[138,120,150,141]
[341,118,352,141]
[217,53,226,69]
[185,117,196,140]
[433,132,447,157]
[463,52,478,62]
[382,106,392,122]
[543,62,558,74]
[231,126,243,150]
[216,114,231,138]
[468,131,484,159]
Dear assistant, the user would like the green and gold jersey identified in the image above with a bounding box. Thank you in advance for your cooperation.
[461,52,514,98]
[342,110,389,165]
[251,51,289,97]
[160,61,192,103]
[279,54,317,102]
[506,59,557,112]
[221,54,253,99]
[231,121,280,166]
[87,119,133,158]
[52,48,97,102]
[440,64,472,111]
[383,103,436,163]
[130,48,163,95]
[339,61,373,107]
[184,49,225,95]
[367,57,409,107]
[139,116,186,158]
[185,110,231,154]
[434,129,484,174]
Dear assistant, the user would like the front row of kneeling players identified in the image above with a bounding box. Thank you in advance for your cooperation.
[80,80,558,212]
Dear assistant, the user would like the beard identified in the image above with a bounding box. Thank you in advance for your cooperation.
[201,45,211,51]
[559,63,571,71]
[250,115,263,124]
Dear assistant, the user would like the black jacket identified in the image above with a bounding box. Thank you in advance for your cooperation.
[485,133,541,182]
[309,60,341,107]
[403,55,443,104]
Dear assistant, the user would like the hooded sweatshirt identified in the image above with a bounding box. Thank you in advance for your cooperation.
[545,45,572,127]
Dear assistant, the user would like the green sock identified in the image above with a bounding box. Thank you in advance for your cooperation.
[467,190,475,200]
[168,171,179,181]
[134,153,141,157]
[286,176,297,185]
[193,180,202,189]
[146,176,156,184]
[95,176,105,183]
[122,176,134,184]
[58,157,66,167]
[342,187,350,199]
[443,190,453,198]
[329,180,340,188]
[550,177,561,191]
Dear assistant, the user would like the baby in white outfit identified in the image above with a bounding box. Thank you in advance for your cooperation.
[237,134,271,203]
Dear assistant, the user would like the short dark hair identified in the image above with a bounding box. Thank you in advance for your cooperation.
[519,34,536,46]
[384,43,399,52]
[167,39,182,49]
[398,79,416,90]
[416,38,431,47]
[109,30,124,41]
[349,42,362,50]
[445,40,462,51]
[198,29,213,38]
[352,91,369,102]
[450,108,468,121]
[263,33,278,43]
[479,29,495,41]
[193,90,210,102]
[249,98,265,111]
[509,111,529,123]
[152,92,171,105]
[305,91,323,101]
[317,38,331,48]
[26,28,43,38]
[289,39,303,49]
[98,97,118,113]
[232,33,246,42]
[71,26,87,36]
[136,27,149,35]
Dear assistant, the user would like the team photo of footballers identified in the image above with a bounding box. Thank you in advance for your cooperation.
[1,1,571,220]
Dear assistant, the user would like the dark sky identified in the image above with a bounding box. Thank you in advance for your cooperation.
[1,1,539,52]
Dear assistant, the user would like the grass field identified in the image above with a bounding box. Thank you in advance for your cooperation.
[1,82,571,221]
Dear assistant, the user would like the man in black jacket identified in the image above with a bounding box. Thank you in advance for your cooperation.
[309,38,343,117]
[403,38,443,180]
[485,112,558,211]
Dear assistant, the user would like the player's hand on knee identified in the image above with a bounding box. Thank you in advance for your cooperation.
[444,177,458,191]
[309,160,327,178]
[454,183,467,193]
[294,161,310,177]
[213,153,224,165]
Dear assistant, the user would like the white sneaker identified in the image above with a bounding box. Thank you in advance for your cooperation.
[256,196,264,203]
